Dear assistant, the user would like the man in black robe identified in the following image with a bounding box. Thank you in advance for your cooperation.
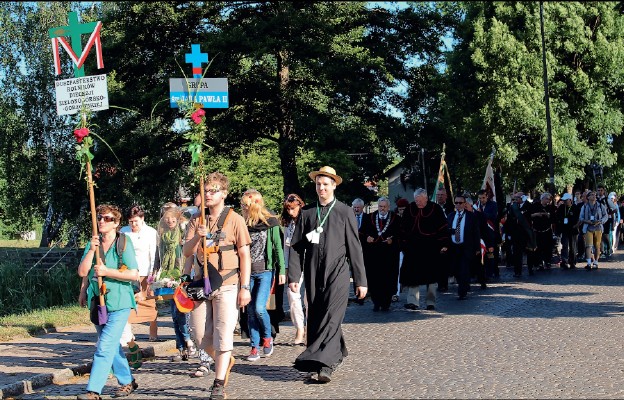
[361,196,401,311]
[399,188,449,310]
[288,166,368,383]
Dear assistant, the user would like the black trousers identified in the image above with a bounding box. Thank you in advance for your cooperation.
[511,236,528,275]
[451,244,471,297]
[530,229,553,268]
[470,254,487,287]
[560,231,578,267]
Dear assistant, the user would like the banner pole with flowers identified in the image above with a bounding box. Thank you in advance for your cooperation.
[49,12,115,324]
[169,44,229,298]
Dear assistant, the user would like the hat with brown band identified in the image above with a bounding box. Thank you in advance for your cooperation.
[308,166,343,185]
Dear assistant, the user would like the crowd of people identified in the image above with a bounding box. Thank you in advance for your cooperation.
[75,165,623,400]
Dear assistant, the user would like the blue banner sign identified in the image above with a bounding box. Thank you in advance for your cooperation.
[169,78,229,108]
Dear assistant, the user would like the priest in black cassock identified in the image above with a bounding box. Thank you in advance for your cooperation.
[288,166,368,383]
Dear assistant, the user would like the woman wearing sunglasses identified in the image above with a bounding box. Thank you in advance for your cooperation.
[77,204,140,400]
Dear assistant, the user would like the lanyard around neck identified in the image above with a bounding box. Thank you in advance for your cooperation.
[316,198,337,230]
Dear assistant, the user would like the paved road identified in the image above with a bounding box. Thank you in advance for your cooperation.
[13,253,624,399]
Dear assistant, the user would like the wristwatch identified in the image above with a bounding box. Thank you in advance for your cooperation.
[240,284,251,290]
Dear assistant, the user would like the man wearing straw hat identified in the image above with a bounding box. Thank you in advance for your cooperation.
[288,166,368,383]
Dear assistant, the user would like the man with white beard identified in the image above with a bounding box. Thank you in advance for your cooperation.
[361,197,402,311]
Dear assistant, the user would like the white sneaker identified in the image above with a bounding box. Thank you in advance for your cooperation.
[247,348,260,361]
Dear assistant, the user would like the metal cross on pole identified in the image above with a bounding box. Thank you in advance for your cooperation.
[185,44,209,79]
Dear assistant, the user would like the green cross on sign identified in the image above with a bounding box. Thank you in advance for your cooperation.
[49,11,99,77]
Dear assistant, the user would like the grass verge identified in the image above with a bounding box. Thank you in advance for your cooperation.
[0,239,40,248]
[0,304,90,342]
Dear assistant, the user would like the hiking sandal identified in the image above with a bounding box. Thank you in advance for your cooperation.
[190,365,210,378]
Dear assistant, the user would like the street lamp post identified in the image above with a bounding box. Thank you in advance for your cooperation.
[540,1,555,195]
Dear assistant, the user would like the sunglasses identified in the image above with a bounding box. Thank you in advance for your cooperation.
[454,201,465,204]
[97,214,116,223]
[206,188,221,194]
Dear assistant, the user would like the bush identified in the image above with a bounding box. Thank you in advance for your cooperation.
[0,262,82,317]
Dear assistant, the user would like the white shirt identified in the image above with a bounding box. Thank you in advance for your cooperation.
[452,211,466,244]
[120,223,158,276]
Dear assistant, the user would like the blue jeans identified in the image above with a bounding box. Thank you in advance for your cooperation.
[248,270,273,348]
[86,308,133,394]
[170,299,191,350]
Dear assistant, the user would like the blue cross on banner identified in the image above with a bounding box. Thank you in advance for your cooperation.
[185,44,208,78]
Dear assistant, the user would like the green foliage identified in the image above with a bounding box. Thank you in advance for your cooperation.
[0,263,82,317]
[431,1,624,195]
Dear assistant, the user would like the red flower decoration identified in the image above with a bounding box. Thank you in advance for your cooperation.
[73,127,90,143]
[191,108,205,124]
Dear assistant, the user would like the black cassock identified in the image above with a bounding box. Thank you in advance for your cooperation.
[288,198,367,372]
[361,210,401,309]
[399,201,449,286]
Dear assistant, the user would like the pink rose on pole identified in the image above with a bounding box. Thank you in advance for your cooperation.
[191,108,205,124]
[73,127,90,143]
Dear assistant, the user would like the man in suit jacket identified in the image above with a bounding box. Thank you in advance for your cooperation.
[352,198,368,305]
[448,194,481,300]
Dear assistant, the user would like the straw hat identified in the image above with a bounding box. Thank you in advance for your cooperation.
[309,166,342,185]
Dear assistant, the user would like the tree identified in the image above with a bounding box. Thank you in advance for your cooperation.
[433,1,624,195]
[0,2,87,245]
[96,1,450,205]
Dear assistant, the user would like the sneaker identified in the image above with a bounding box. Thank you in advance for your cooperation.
[209,383,226,400]
[592,262,599,270]
[113,379,138,398]
[585,264,592,270]
[247,347,260,362]
[262,337,274,356]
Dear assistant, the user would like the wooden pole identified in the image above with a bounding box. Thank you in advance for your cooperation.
[432,143,446,202]
[86,160,104,306]
[199,175,208,280]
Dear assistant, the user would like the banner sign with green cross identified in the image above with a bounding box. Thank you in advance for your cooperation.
[48,11,104,78]
[48,11,108,116]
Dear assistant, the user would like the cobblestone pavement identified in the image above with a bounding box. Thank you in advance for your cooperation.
[13,251,624,399]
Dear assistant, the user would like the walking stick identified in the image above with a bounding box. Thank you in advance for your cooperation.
[85,123,108,325]
[199,175,212,296]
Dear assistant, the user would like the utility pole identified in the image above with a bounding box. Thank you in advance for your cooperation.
[540,1,555,195]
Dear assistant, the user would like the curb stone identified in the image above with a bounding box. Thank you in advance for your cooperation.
[0,339,176,399]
